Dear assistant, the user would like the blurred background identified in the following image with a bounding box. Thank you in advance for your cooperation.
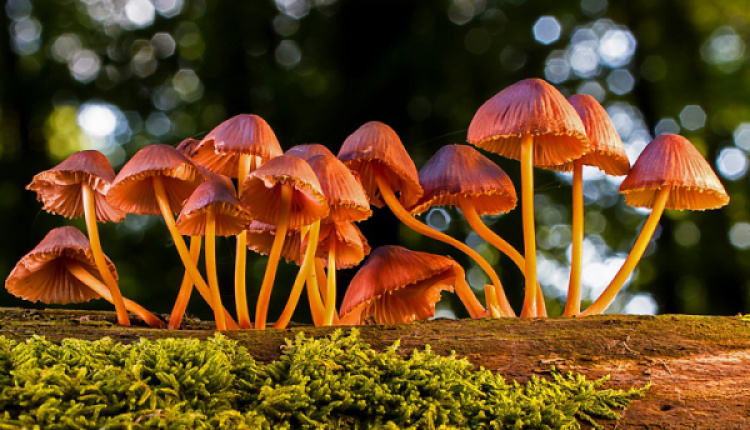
[1,0,749,322]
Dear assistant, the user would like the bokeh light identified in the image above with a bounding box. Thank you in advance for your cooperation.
[533,16,562,45]
[716,147,748,180]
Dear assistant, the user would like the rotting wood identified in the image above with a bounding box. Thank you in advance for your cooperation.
[1,307,748,430]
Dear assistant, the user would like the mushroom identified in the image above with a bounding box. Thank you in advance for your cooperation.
[467,78,589,317]
[554,95,630,316]
[338,121,513,317]
[339,245,485,325]
[411,144,546,316]
[27,150,130,326]
[106,144,238,329]
[286,143,336,160]
[241,154,329,329]
[175,178,252,330]
[5,227,164,327]
[190,114,283,329]
[581,134,729,316]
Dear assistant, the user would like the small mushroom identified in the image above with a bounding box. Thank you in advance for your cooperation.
[5,227,164,327]
[581,134,729,315]
[286,143,336,160]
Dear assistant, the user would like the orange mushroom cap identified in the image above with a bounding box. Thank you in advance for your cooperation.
[339,245,456,325]
[27,150,125,222]
[286,144,336,161]
[306,155,371,223]
[619,134,730,210]
[467,78,589,166]
[546,94,630,175]
[107,144,205,215]
[192,114,283,177]
[411,144,517,216]
[338,121,423,209]
[176,179,252,236]
[246,220,303,264]
[310,221,371,269]
[241,154,329,228]
[5,226,116,304]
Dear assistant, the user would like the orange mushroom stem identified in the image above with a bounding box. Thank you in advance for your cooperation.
[324,239,337,325]
[519,135,539,318]
[315,258,341,325]
[234,154,256,328]
[205,208,226,330]
[565,160,585,316]
[451,265,487,319]
[169,235,202,329]
[306,262,326,326]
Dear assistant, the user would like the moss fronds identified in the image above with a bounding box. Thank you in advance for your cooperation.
[0,331,646,429]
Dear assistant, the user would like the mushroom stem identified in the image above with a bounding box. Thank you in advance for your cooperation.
[306,265,326,326]
[451,265,486,319]
[65,261,165,328]
[374,165,515,317]
[169,235,202,329]
[81,183,130,326]
[582,187,671,316]
[255,184,293,329]
[274,220,321,329]
[315,259,341,324]
[152,176,239,329]
[206,209,227,331]
[324,239,337,325]
[235,154,255,329]
[519,134,538,318]
[564,160,585,317]
[459,197,547,317]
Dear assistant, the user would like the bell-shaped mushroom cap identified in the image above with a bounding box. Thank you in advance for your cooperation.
[245,220,302,264]
[619,134,730,210]
[306,155,371,223]
[241,154,329,229]
[339,245,456,325]
[107,144,205,216]
[338,121,423,209]
[411,145,517,216]
[311,221,371,269]
[547,95,630,175]
[27,150,125,222]
[176,179,252,236]
[192,114,283,177]
[467,78,589,167]
[176,138,200,156]
[5,226,115,304]
[286,144,336,161]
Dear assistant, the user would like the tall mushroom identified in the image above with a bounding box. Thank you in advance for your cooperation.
[339,121,513,317]
[286,143,336,160]
[581,134,729,316]
[467,78,589,317]
[340,245,485,325]
[190,114,283,329]
[27,150,130,325]
[5,227,164,327]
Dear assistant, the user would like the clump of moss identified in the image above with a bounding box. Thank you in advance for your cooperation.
[0,330,647,429]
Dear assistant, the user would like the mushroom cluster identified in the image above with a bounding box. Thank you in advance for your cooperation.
[6,78,730,329]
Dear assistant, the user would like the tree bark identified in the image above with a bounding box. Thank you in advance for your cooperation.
[1,308,748,429]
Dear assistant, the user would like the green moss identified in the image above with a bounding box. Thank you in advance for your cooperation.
[0,330,647,429]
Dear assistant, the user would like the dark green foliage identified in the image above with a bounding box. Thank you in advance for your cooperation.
[0,331,647,429]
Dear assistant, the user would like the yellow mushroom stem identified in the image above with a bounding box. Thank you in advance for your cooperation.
[169,235,202,329]
[205,209,227,330]
[519,134,538,318]
[564,160,585,317]
[235,154,256,329]
[324,239,337,325]
[459,197,547,317]
[306,265,326,326]
[316,259,341,325]
[255,184,293,329]
[451,265,486,319]
[581,187,670,316]
[81,182,130,326]
[152,176,239,329]
[274,219,321,329]
[65,260,165,328]
[374,164,514,317]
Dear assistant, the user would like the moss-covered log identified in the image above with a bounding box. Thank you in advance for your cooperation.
[1,308,748,429]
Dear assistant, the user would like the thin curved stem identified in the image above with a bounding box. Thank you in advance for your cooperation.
[324,239,337,325]
[520,135,537,318]
[374,165,515,317]
[206,209,226,330]
[316,259,340,324]
[235,154,255,329]
[581,187,671,316]
[306,267,326,326]
[152,176,239,330]
[66,261,164,327]
[451,265,485,319]
[82,183,129,326]
[564,161,584,317]
[274,220,321,329]
[169,236,202,329]
[255,184,293,329]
